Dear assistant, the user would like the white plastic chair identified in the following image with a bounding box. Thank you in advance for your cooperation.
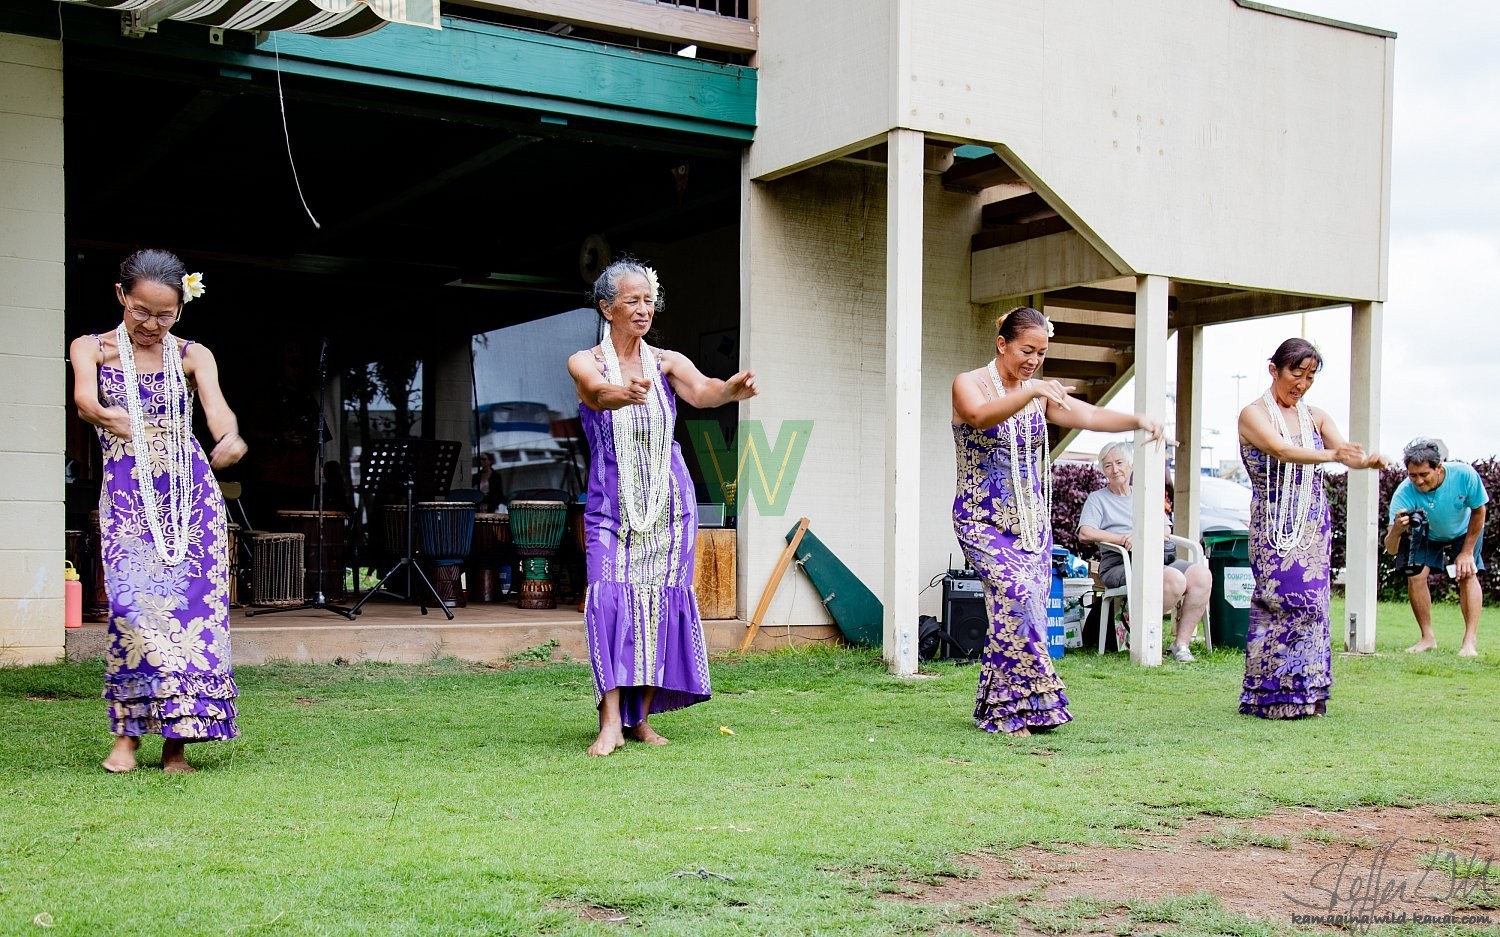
[1094,535,1212,654]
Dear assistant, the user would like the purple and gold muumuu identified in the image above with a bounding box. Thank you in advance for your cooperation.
[952,392,1072,733]
[92,336,238,740]
[578,349,710,726]
[1239,435,1333,719]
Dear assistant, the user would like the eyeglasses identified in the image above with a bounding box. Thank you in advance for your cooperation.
[124,304,177,327]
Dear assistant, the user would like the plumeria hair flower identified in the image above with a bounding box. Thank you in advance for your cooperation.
[181,272,206,303]
[643,266,661,307]
[1043,316,1055,338]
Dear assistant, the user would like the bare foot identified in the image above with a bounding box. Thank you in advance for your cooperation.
[1405,639,1437,653]
[160,739,197,774]
[102,736,139,773]
[587,726,626,757]
[1458,643,1479,658]
[1005,726,1031,737]
[630,722,670,746]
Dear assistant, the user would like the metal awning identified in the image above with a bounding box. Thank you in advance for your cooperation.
[62,0,438,39]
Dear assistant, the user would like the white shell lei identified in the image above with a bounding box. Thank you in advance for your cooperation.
[115,323,195,566]
[1260,390,1317,556]
[600,325,673,532]
[987,361,1052,552]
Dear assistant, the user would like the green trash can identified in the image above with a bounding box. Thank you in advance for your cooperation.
[1204,531,1253,650]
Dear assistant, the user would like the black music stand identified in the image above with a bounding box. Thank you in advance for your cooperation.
[246,339,354,620]
[345,439,461,618]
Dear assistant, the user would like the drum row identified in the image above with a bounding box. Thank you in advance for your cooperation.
[73,500,576,613]
[376,500,571,609]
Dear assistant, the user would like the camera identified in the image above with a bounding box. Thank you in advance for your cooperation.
[1394,509,1430,577]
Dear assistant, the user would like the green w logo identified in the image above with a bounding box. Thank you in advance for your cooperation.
[687,420,813,517]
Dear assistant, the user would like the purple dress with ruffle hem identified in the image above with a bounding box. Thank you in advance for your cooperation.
[579,349,710,727]
[1239,432,1333,719]
[951,380,1072,733]
[92,335,238,740]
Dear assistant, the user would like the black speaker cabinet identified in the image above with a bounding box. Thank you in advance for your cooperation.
[941,575,987,659]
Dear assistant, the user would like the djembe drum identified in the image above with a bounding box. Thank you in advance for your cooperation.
[415,501,475,607]
[509,499,567,609]
[86,509,109,622]
[468,510,511,603]
[244,531,305,607]
[276,509,348,600]
[380,503,411,560]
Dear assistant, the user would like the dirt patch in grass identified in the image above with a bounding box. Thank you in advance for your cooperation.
[901,804,1499,934]
[576,905,629,925]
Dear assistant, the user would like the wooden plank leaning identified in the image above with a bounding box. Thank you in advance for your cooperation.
[737,516,810,653]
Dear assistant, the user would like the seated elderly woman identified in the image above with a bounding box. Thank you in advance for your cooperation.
[1077,441,1211,662]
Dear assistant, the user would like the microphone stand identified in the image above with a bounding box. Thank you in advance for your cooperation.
[246,337,355,619]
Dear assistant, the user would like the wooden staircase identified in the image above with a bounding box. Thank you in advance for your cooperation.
[947,148,1145,449]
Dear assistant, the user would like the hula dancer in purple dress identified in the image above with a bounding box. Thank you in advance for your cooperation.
[951,307,1163,736]
[567,260,757,757]
[1236,339,1387,719]
[69,249,249,773]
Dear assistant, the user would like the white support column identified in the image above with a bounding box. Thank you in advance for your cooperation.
[1130,275,1169,666]
[1174,325,1204,542]
[0,35,66,665]
[1345,301,1383,653]
[882,127,923,675]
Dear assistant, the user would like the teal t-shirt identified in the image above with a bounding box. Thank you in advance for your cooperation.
[1389,462,1490,542]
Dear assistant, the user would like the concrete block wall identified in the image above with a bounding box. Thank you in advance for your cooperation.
[0,34,66,664]
[918,183,990,615]
[741,159,987,625]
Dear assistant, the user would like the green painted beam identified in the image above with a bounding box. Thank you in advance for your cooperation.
[258,16,755,139]
[10,5,755,141]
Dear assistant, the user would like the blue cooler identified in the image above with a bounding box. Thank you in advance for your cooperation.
[1046,570,1065,658]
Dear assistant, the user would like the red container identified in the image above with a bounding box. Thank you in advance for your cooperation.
[64,561,83,629]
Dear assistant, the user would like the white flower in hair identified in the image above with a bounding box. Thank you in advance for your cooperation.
[643,266,661,305]
[1044,317,1055,338]
[182,272,206,302]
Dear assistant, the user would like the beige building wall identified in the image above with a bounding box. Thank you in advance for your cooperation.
[752,0,1393,302]
[0,34,66,664]
[748,0,895,180]
[740,160,988,625]
[907,0,1392,300]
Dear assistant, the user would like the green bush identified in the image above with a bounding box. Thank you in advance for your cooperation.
[1050,461,1104,558]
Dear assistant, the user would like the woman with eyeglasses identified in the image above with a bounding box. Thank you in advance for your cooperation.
[69,249,248,773]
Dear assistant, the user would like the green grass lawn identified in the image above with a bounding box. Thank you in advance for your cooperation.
[1,600,1496,936]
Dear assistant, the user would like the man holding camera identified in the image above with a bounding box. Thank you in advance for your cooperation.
[1383,438,1487,656]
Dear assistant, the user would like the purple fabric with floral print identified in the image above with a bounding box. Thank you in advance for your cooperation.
[952,393,1072,733]
[94,336,238,740]
[1239,432,1333,719]
[578,348,710,728]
